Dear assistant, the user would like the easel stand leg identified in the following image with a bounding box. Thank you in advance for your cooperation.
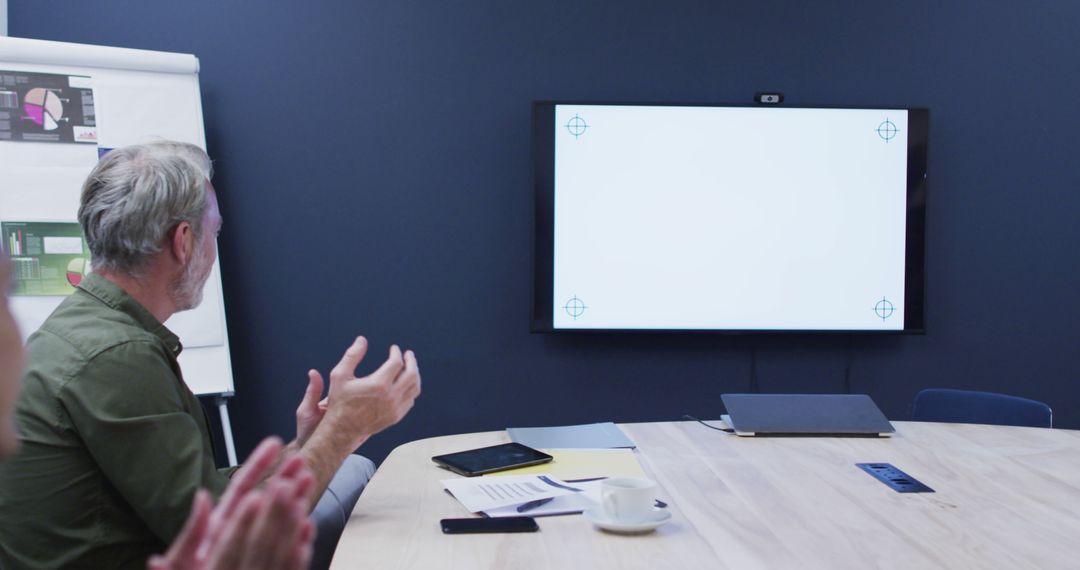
[216,397,239,467]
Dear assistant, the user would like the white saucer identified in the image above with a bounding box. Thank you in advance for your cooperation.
[583,507,672,534]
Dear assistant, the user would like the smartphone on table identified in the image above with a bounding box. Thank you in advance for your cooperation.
[440,516,539,534]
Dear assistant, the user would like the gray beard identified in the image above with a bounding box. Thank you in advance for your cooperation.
[170,252,208,312]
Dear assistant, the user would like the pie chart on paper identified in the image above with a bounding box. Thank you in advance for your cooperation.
[23,88,64,131]
[66,258,88,288]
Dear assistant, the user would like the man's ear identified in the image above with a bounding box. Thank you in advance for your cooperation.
[169,221,195,266]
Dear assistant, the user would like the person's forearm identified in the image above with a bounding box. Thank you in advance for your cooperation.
[279,440,301,468]
[297,420,369,511]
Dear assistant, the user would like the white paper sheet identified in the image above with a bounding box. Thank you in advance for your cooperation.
[442,474,581,513]
[481,479,603,518]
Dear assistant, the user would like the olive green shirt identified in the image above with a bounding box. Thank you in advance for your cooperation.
[0,274,234,570]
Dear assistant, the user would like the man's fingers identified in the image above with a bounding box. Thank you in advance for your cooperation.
[288,510,316,570]
[403,377,421,402]
[369,344,405,382]
[294,520,316,570]
[271,503,314,570]
[298,517,315,545]
[402,349,421,397]
[271,454,316,506]
[392,350,421,403]
[399,349,419,385]
[246,481,305,568]
[215,436,283,526]
[272,453,307,480]
[299,370,324,412]
[235,436,284,484]
[207,490,265,569]
[289,470,316,504]
[164,489,212,566]
[329,336,369,382]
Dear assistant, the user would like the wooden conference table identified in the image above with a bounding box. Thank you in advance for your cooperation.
[330,421,1080,569]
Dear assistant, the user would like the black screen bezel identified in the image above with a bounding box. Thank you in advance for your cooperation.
[531,101,929,335]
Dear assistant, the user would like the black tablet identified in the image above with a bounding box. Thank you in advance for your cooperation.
[432,443,553,477]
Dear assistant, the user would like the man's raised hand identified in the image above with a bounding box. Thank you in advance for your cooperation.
[316,336,421,453]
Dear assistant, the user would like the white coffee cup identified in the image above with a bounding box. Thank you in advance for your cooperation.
[601,477,657,523]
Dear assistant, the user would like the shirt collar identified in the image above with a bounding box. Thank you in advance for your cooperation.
[77,273,184,356]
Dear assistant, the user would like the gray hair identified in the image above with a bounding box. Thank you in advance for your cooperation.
[78,140,213,276]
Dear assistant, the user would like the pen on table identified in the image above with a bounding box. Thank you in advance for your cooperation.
[516,498,554,513]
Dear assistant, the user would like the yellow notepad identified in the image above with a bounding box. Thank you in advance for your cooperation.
[485,448,646,480]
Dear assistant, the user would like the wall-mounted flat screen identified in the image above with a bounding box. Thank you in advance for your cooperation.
[533,102,928,333]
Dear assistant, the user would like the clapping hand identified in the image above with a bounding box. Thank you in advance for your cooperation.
[147,437,316,570]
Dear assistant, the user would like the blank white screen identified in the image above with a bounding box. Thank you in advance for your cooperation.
[552,105,908,330]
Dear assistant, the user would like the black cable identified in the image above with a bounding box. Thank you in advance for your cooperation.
[682,414,733,433]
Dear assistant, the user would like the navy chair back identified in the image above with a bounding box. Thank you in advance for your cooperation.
[912,388,1052,428]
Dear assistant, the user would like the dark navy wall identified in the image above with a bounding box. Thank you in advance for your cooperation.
[11,1,1079,464]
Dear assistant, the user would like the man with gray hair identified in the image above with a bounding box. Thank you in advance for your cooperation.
[0,140,421,570]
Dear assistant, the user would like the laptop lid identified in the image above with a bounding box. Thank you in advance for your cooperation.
[720,394,895,437]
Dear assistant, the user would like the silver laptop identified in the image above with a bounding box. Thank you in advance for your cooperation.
[720,393,895,437]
